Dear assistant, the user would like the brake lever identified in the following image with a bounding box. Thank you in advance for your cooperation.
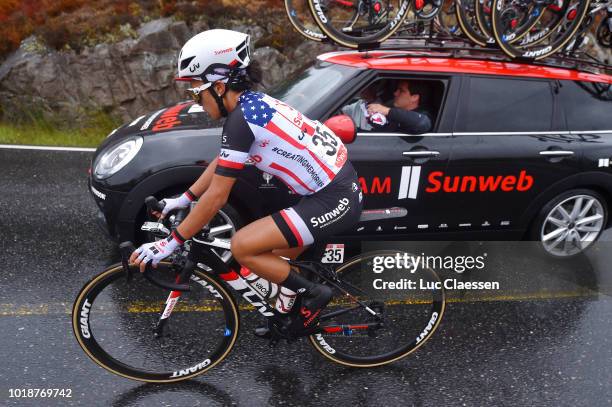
[119,241,136,282]
[118,240,190,291]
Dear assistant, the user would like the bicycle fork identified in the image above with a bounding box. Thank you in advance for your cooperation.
[155,282,184,337]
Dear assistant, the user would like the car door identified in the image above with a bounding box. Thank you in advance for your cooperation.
[343,74,460,235]
[445,75,583,233]
[558,80,612,170]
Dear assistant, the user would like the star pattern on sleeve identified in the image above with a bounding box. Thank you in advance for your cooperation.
[239,91,276,127]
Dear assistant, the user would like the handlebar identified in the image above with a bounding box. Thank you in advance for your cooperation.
[145,195,166,213]
[145,195,189,227]
[119,241,191,292]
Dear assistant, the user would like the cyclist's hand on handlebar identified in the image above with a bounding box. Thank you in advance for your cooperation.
[156,191,195,219]
[129,234,181,273]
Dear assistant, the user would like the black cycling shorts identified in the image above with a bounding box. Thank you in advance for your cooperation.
[271,162,363,247]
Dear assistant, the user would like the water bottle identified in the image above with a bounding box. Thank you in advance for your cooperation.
[239,266,279,300]
[275,286,298,314]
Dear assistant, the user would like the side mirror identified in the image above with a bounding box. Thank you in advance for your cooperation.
[324,115,356,144]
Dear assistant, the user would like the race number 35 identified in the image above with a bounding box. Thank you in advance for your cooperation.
[322,243,345,264]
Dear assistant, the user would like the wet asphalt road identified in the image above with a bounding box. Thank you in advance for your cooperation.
[1,149,612,407]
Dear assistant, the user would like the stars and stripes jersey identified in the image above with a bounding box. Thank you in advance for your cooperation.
[214,91,348,196]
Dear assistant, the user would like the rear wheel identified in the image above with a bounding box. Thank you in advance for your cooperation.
[308,0,413,48]
[309,250,445,367]
[530,189,608,258]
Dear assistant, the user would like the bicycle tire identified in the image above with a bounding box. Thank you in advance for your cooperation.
[436,0,463,38]
[72,263,240,382]
[309,250,445,367]
[456,0,494,46]
[475,0,545,45]
[492,0,591,60]
[597,15,612,48]
[285,0,328,41]
[416,0,443,20]
[308,0,413,48]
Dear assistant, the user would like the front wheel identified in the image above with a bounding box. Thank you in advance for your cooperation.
[72,263,240,382]
[309,250,445,367]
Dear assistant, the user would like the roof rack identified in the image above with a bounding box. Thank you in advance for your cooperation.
[355,37,612,77]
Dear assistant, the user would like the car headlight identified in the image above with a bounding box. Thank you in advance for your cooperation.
[94,137,143,179]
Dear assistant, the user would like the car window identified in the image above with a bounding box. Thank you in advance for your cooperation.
[458,77,554,133]
[267,61,360,116]
[559,80,612,132]
[334,78,445,134]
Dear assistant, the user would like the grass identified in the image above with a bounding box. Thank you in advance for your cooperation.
[0,111,121,148]
[0,124,110,147]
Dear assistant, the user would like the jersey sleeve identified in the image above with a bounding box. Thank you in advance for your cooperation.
[387,108,432,134]
[215,108,255,178]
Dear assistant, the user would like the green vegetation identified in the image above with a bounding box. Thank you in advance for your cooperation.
[0,124,108,147]
[0,111,120,148]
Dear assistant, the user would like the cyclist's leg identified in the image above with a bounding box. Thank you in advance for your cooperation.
[272,246,309,261]
[231,215,306,283]
[231,215,331,331]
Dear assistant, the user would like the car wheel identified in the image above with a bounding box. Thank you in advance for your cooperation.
[206,202,244,263]
[142,199,244,264]
[530,189,608,258]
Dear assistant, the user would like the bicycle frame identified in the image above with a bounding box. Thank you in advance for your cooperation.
[120,230,384,343]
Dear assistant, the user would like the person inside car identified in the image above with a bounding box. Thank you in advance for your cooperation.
[340,84,382,131]
[129,29,363,335]
[366,80,433,134]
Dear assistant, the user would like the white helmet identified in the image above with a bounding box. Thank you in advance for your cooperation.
[175,29,251,83]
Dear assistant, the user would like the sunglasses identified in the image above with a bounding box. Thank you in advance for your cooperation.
[185,82,212,103]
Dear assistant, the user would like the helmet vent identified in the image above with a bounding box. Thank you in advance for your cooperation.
[180,56,196,70]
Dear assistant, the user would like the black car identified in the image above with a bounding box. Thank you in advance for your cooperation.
[89,49,612,259]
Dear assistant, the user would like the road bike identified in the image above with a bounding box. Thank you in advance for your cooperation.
[491,0,592,59]
[73,197,445,382]
[303,0,439,48]
[564,2,612,54]
[287,0,463,45]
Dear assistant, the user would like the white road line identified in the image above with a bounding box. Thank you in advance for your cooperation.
[0,144,95,152]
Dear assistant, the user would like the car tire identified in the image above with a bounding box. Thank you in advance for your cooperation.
[529,188,608,258]
[139,195,245,264]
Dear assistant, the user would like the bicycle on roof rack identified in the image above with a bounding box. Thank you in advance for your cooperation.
[72,196,445,382]
[286,0,611,65]
[286,0,450,48]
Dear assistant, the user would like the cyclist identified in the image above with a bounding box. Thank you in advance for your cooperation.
[130,29,363,333]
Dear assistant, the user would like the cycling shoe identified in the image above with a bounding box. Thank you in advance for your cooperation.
[294,284,333,331]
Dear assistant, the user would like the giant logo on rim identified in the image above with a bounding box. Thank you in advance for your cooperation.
[312,0,328,24]
[80,299,92,339]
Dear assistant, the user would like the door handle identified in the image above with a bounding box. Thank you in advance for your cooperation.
[403,151,440,157]
[539,151,574,156]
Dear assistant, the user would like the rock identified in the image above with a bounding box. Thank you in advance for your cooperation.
[231,24,266,44]
[137,18,173,37]
[253,46,288,90]
[0,19,343,127]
